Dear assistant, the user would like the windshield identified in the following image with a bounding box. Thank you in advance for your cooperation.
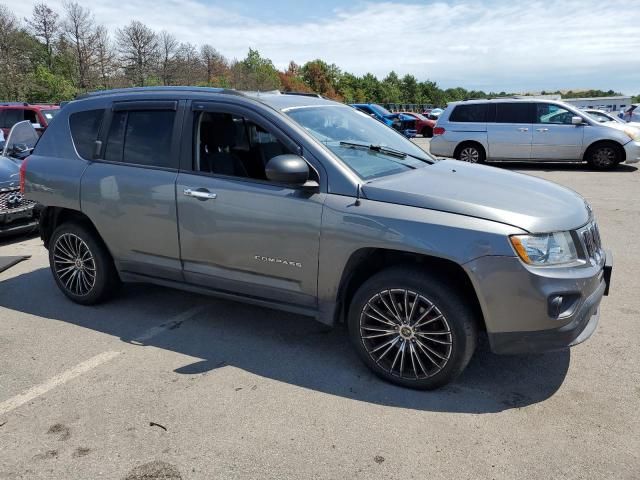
[370,104,392,116]
[585,111,622,124]
[41,109,59,121]
[286,105,433,180]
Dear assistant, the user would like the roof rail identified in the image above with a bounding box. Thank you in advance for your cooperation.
[281,91,323,98]
[0,102,29,106]
[75,86,244,100]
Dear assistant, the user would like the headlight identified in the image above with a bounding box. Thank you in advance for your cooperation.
[510,232,578,266]
[624,127,640,141]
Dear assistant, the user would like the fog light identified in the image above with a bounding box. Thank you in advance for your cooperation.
[548,293,580,319]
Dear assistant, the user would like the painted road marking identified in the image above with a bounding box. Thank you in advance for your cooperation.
[0,305,209,416]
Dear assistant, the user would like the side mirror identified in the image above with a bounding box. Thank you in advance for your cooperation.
[265,154,310,186]
[571,116,584,125]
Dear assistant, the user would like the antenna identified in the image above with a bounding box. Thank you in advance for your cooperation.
[355,184,362,206]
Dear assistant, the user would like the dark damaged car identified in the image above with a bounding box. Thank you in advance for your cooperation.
[350,103,417,137]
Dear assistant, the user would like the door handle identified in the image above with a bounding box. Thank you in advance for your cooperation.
[517,127,529,132]
[183,188,217,200]
[536,128,549,132]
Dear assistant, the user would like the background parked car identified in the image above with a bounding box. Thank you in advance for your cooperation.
[349,103,417,137]
[0,120,39,237]
[584,109,640,129]
[430,99,640,169]
[399,111,436,137]
[622,104,639,123]
[0,102,60,138]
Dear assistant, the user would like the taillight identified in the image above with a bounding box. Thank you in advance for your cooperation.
[19,156,29,194]
[433,127,445,136]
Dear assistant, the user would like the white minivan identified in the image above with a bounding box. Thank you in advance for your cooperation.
[430,98,640,170]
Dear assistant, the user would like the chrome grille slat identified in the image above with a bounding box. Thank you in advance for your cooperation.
[578,221,603,264]
[0,189,36,212]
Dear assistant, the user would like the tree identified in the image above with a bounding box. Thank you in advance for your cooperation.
[94,26,115,89]
[116,20,159,87]
[301,59,341,98]
[232,48,281,91]
[400,74,419,103]
[25,2,59,69]
[63,1,98,90]
[279,61,312,94]
[158,31,178,85]
[200,44,228,86]
[380,71,402,103]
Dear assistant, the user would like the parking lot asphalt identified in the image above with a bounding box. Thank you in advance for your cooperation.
[1,142,639,479]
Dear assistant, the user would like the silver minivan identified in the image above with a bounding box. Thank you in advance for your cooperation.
[430,98,640,169]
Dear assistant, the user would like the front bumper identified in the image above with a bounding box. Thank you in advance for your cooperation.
[0,190,39,237]
[623,140,640,164]
[464,250,612,355]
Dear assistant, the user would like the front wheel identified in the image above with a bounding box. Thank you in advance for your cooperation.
[348,267,478,389]
[49,222,120,305]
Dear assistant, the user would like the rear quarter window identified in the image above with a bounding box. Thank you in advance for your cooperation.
[449,104,487,122]
[69,109,105,159]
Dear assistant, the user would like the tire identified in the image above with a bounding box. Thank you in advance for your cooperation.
[455,143,485,163]
[49,222,120,305]
[347,266,478,390]
[422,126,433,138]
[586,142,621,170]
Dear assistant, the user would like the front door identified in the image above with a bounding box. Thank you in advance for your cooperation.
[176,103,324,308]
[531,103,585,160]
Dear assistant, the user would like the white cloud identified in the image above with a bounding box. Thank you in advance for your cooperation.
[10,0,640,93]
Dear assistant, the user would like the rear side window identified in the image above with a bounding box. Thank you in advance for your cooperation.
[69,109,104,159]
[495,103,534,123]
[1,109,24,128]
[449,104,487,122]
[103,110,176,168]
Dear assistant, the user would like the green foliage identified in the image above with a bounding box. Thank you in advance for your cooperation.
[237,48,281,91]
[26,65,76,102]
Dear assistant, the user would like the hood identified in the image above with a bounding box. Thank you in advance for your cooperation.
[362,159,590,232]
[0,156,21,190]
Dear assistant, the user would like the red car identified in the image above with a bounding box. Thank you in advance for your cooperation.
[399,111,436,137]
[0,103,60,138]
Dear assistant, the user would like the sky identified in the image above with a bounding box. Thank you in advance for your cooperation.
[9,0,640,94]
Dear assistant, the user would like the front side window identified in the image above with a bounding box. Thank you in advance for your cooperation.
[194,111,294,180]
[536,104,576,124]
[495,103,534,123]
[287,105,431,180]
[70,109,104,159]
[103,110,176,168]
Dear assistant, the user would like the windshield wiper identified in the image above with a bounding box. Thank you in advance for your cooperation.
[339,141,432,164]
[339,141,407,159]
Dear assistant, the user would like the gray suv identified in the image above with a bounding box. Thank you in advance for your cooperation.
[430,98,640,169]
[22,87,612,389]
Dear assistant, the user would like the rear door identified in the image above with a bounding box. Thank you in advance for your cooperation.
[531,103,584,160]
[486,103,534,159]
[80,100,185,281]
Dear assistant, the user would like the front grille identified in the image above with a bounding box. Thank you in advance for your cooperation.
[0,188,36,213]
[579,222,603,264]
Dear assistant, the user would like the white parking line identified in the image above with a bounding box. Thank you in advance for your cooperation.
[0,351,121,416]
[0,305,208,417]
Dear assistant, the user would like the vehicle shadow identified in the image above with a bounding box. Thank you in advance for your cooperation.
[495,162,638,173]
[0,267,570,414]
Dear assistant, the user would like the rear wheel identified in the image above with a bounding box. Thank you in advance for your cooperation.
[455,143,485,163]
[586,142,621,170]
[49,222,120,305]
[348,266,478,389]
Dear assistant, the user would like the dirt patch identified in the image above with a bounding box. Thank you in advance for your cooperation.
[73,447,91,458]
[374,455,385,464]
[33,450,58,461]
[47,423,71,441]
[124,461,182,480]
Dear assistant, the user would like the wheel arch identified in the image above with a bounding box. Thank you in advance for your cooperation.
[583,139,626,163]
[40,206,102,249]
[333,247,485,331]
[454,140,486,161]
